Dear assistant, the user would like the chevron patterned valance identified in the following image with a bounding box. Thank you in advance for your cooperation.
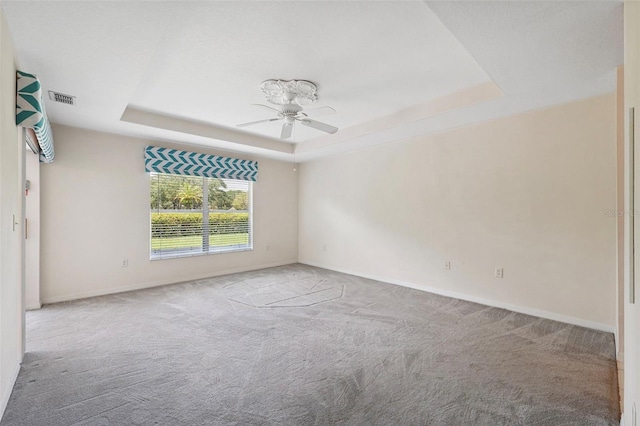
[144,146,258,181]
[16,71,55,163]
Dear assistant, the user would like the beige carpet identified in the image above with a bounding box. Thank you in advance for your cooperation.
[1,264,619,425]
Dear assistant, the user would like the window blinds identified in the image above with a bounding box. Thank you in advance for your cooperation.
[150,173,252,259]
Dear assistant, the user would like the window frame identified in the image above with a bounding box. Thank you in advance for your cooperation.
[149,173,254,260]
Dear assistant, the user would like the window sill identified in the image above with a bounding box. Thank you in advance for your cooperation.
[150,245,253,261]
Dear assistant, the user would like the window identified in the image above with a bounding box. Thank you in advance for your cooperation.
[150,173,252,259]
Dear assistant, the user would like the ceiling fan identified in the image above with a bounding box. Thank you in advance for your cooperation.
[236,79,338,140]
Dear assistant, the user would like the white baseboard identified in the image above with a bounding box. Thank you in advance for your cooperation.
[26,303,41,311]
[41,260,298,305]
[0,362,20,421]
[300,261,615,334]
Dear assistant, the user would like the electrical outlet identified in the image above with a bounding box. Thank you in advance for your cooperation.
[495,267,504,278]
[445,261,451,270]
[121,259,128,268]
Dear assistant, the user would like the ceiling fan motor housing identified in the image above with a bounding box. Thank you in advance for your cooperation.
[280,104,303,117]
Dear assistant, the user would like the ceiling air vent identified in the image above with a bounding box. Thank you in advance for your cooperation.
[48,90,75,106]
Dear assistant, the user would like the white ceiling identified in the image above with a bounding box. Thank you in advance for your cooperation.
[2,1,623,162]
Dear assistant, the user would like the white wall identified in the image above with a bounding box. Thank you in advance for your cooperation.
[616,65,625,361]
[25,149,40,310]
[40,124,298,303]
[625,1,640,424]
[0,9,24,418]
[299,94,617,331]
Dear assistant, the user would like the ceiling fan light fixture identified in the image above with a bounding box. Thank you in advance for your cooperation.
[260,79,318,106]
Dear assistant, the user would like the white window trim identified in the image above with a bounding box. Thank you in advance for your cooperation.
[149,175,253,260]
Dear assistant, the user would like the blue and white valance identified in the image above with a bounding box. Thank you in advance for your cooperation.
[144,146,258,181]
[16,71,55,163]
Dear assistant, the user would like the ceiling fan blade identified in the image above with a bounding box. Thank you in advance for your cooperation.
[299,118,338,134]
[302,106,336,117]
[281,122,293,139]
[236,117,282,128]
[251,104,281,114]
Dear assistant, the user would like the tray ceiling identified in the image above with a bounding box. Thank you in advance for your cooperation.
[1,1,623,161]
